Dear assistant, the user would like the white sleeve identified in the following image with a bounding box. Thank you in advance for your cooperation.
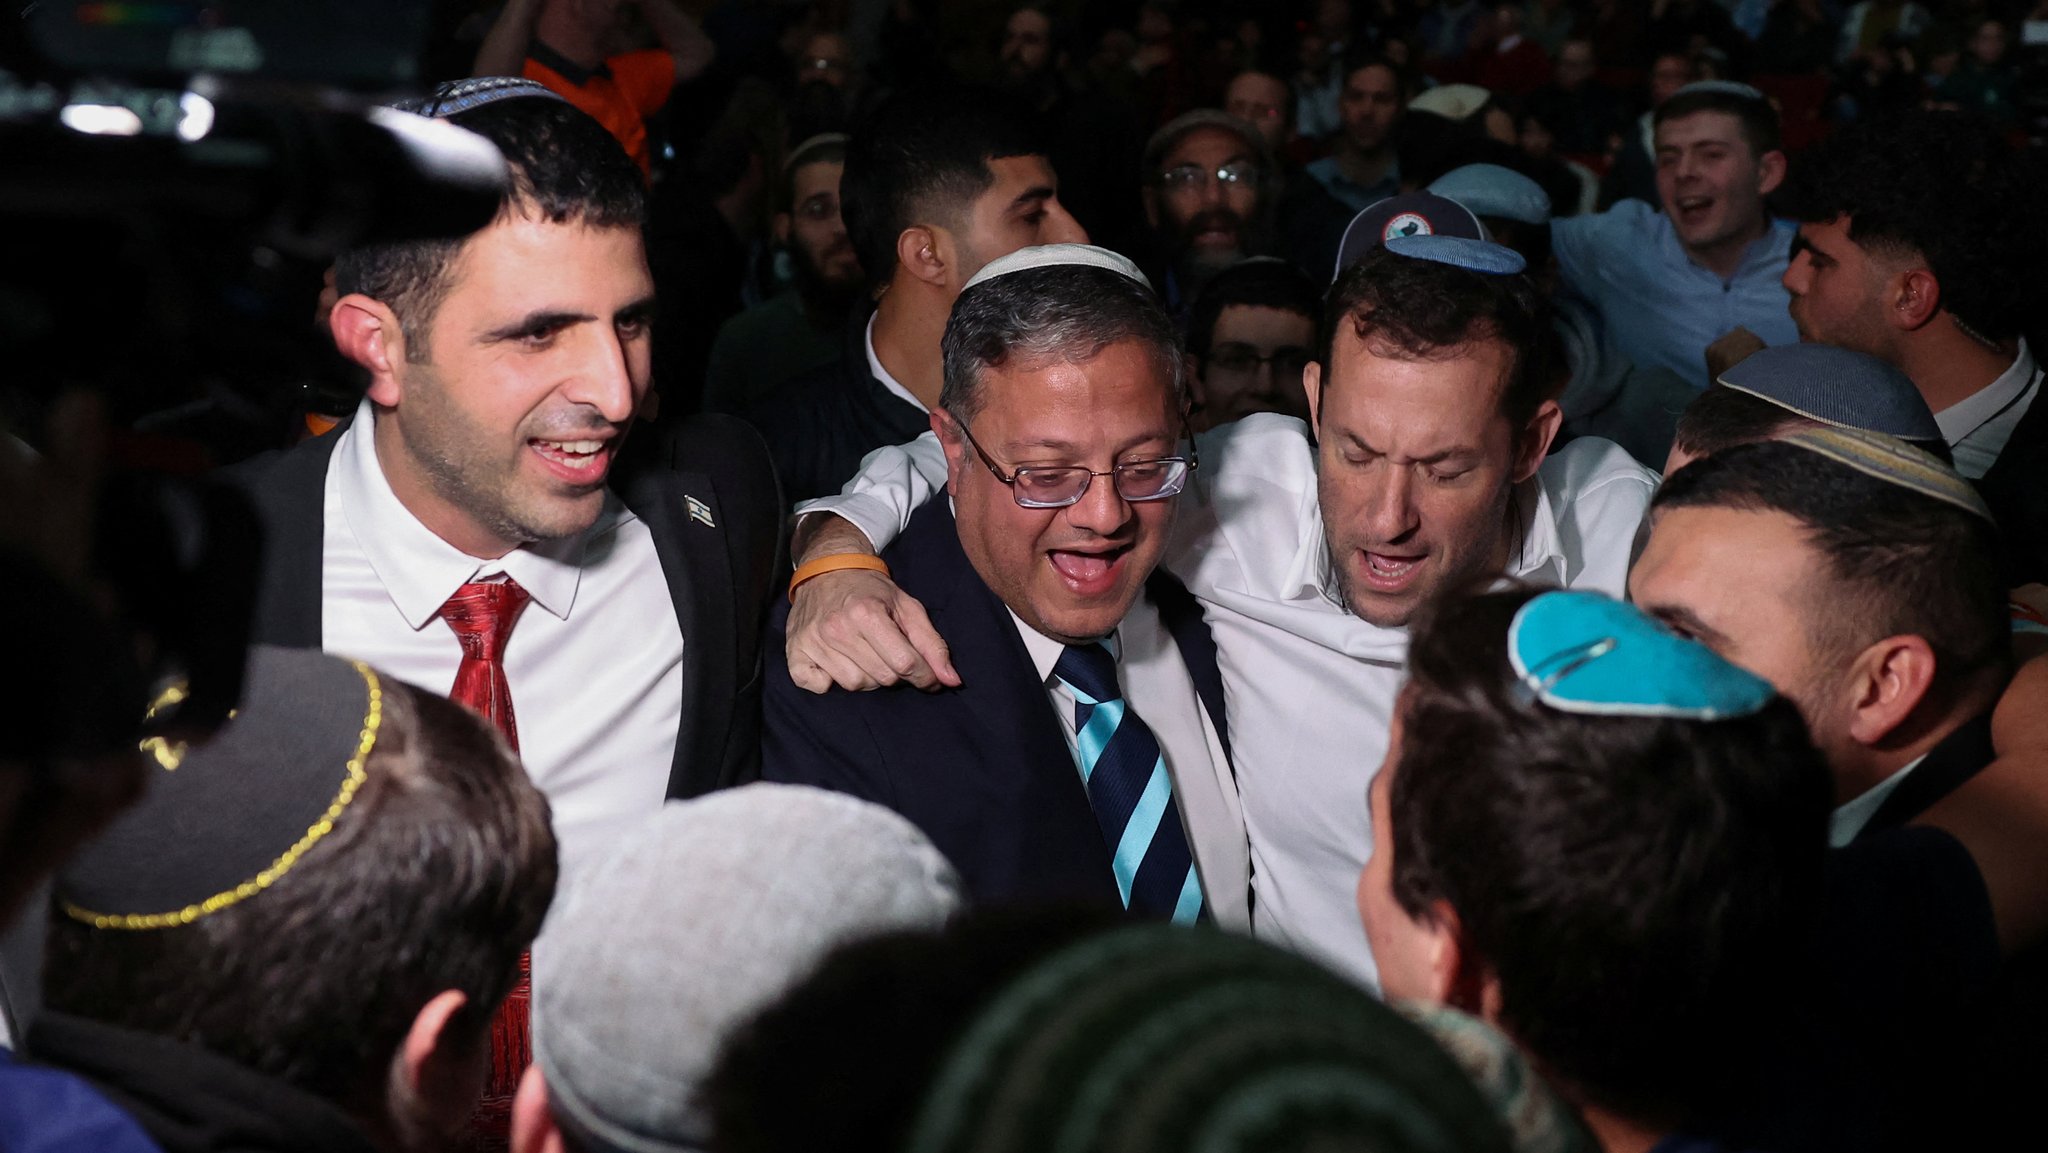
[791,431,949,549]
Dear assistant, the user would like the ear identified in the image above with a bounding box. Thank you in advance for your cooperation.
[772,211,793,247]
[1845,634,1940,747]
[1142,186,1162,230]
[1184,352,1208,418]
[510,1064,567,1153]
[330,293,409,407]
[1892,267,1944,331]
[398,989,473,1098]
[1754,148,1788,197]
[1511,399,1564,483]
[1303,358,1325,440]
[1417,901,1480,1011]
[896,225,948,290]
[933,409,970,496]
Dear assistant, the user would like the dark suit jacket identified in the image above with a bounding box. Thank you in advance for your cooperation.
[1976,369,2048,585]
[217,414,783,799]
[743,302,930,504]
[761,501,1234,911]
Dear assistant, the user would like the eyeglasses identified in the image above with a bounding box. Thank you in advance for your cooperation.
[1158,160,1262,192]
[1205,343,1313,378]
[949,413,1197,509]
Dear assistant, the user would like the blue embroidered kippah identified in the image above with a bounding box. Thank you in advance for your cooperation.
[1668,79,1767,104]
[1428,164,1552,225]
[1717,344,1941,441]
[1508,591,1776,720]
[1384,233,1528,276]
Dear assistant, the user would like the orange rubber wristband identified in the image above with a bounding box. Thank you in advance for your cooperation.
[788,554,892,603]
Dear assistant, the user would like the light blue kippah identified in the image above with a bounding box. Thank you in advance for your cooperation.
[1716,344,1941,442]
[1428,164,1553,226]
[1509,591,1776,720]
[1384,233,1527,276]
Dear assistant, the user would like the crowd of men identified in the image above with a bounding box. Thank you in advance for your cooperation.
[5,1,2048,1152]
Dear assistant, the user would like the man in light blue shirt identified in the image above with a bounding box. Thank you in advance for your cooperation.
[1551,82,1799,390]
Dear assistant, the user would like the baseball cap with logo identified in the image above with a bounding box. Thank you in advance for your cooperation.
[1332,192,1489,282]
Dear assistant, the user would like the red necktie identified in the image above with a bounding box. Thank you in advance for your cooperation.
[440,579,530,1151]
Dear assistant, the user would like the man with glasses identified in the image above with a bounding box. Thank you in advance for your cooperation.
[703,133,863,414]
[1140,110,1274,318]
[761,246,1251,928]
[1185,257,1321,429]
[778,238,1655,984]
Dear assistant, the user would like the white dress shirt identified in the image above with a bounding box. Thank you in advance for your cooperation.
[800,414,1658,986]
[1936,339,2040,480]
[1005,601,1252,930]
[321,399,685,885]
[1828,756,1925,849]
[866,315,929,415]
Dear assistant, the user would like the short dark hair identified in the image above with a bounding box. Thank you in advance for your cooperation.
[1389,585,1831,1123]
[1653,87,1780,156]
[839,87,1046,288]
[1652,440,2010,682]
[334,96,646,363]
[706,907,1119,1153]
[44,679,557,1114]
[1671,386,1954,466]
[940,265,1188,425]
[1320,245,1562,436]
[1186,259,1321,359]
[1779,108,2041,344]
[1339,45,1403,92]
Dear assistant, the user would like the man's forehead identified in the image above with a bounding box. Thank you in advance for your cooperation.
[1655,110,1748,149]
[1008,9,1049,35]
[791,159,843,194]
[1228,73,1286,103]
[1643,503,1817,582]
[1166,126,1254,167]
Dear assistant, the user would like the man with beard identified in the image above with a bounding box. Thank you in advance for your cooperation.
[703,134,864,414]
[997,5,1144,252]
[1138,110,1274,319]
[746,87,1086,503]
[1281,48,1404,283]
[775,237,1657,985]
[1551,81,1798,390]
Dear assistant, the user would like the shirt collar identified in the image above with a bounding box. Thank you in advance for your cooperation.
[335,397,609,629]
[1009,607,1121,687]
[866,314,930,414]
[1936,338,2037,444]
[1828,754,1926,848]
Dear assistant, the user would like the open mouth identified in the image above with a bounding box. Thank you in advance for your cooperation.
[1357,549,1426,593]
[529,437,614,483]
[1048,544,1134,594]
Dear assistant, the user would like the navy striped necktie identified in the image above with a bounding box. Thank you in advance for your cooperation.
[1052,642,1204,923]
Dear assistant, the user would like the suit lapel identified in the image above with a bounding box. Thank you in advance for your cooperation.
[1148,570,1232,767]
[235,430,341,649]
[622,452,738,800]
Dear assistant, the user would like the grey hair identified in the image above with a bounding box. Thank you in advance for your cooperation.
[939,265,1188,425]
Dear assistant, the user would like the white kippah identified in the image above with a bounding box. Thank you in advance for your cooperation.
[961,243,1153,293]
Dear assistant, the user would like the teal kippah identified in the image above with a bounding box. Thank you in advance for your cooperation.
[905,925,1512,1153]
[1509,591,1776,721]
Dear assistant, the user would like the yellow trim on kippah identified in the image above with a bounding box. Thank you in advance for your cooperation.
[1776,427,1994,522]
[62,662,385,931]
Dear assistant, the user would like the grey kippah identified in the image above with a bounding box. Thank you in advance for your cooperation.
[1385,233,1528,275]
[390,76,568,117]
[1717,343,1941,442]
[1665,79,1767,105]
[532,784,965,1153]
[1142,109,1272,177]
[961,242,1153,293]
[1428,164,1553,225]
